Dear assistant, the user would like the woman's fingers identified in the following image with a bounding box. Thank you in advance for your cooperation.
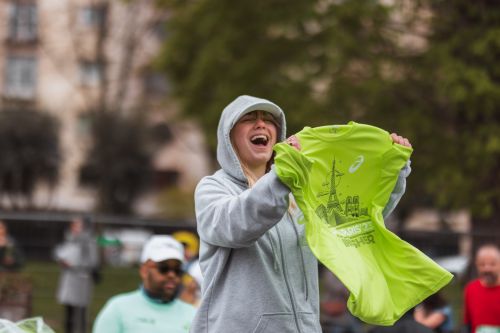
[285,135,301,150]
[390,133,412,147]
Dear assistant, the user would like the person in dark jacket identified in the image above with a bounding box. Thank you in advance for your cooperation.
[371,309,434,333]
[414,292,453,333]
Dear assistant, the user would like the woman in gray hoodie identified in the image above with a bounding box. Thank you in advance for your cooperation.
[191,95,411,333]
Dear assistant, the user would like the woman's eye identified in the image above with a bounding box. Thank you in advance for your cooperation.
[241,115,255,122]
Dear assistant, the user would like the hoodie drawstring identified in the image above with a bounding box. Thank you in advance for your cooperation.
[288,211,309,301]
[267,230,280,272]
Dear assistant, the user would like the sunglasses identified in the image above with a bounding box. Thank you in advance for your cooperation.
[156,263,184,277]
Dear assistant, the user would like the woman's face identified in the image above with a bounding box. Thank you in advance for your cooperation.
[231,111,278,170]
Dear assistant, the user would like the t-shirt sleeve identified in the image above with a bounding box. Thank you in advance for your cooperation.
[273,142,314,191]
[273,142,315,221]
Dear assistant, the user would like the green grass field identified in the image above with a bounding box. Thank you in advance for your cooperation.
[21,260,139,332]
[10,261,464,333]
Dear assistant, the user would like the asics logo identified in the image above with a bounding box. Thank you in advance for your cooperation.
[348,155,364,173]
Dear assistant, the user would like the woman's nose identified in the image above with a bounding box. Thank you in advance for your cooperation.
[254,117,266,127]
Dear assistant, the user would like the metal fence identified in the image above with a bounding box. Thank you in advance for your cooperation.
[0,211,196,261]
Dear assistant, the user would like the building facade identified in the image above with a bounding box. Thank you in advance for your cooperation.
[0,0,210,215]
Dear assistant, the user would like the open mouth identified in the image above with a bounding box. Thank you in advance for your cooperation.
[250,135,269,146]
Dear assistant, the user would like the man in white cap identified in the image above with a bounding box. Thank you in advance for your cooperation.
[92,235,197,333]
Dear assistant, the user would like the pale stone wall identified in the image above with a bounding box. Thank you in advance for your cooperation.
[0,0,211,214]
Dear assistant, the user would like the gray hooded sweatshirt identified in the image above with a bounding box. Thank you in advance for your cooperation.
[191,95,410,333]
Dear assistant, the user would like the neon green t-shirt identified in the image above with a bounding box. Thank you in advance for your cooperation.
[273,122,453,325]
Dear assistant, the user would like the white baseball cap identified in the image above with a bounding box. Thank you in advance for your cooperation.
[140,235,185,264]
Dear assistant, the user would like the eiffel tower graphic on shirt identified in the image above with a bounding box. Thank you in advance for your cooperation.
[315,158,365,227]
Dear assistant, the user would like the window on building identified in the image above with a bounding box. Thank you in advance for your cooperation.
[4,56,37,99]
[8,3,37,42]
[77,113,92,137]
[78,5,107,28]
[150,19,169,40]
[79,61,103,86]
[144,72,170,97]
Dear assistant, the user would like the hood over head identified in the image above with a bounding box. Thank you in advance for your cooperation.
[216,95,287,183]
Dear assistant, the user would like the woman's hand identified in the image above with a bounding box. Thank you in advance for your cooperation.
[390,133,412,147]
[285,135,301,151]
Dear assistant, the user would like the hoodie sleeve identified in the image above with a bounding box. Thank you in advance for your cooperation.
[382,160,412,218]
[195,170,291,248]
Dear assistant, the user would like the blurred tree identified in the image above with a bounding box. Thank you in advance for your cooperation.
[157,187,195,220]
[156,0,403,149]
[78,0,168,215]
[156,0,500,245]
[80,111,152,215]
[0,110,60,209]
[382,0,500,246]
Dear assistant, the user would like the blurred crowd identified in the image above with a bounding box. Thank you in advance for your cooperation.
[0,217,204,332]
[0,216,499,333]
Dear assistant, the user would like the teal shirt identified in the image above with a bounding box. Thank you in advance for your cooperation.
[92,289,196,333]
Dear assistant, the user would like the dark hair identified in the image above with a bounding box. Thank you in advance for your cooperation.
[422,292,447,311]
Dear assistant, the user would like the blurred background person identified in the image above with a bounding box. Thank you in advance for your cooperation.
[0,220,24,272]
[179,258,203,307]
[173,230,203,307]
[320,266,362,333]
[54,216,99,333]
[414,292,453,333]
[0,219,28,321]
[92,235,196,333]
[172,230,200,269]
[370,308,433,333]
[463,244,500,333]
